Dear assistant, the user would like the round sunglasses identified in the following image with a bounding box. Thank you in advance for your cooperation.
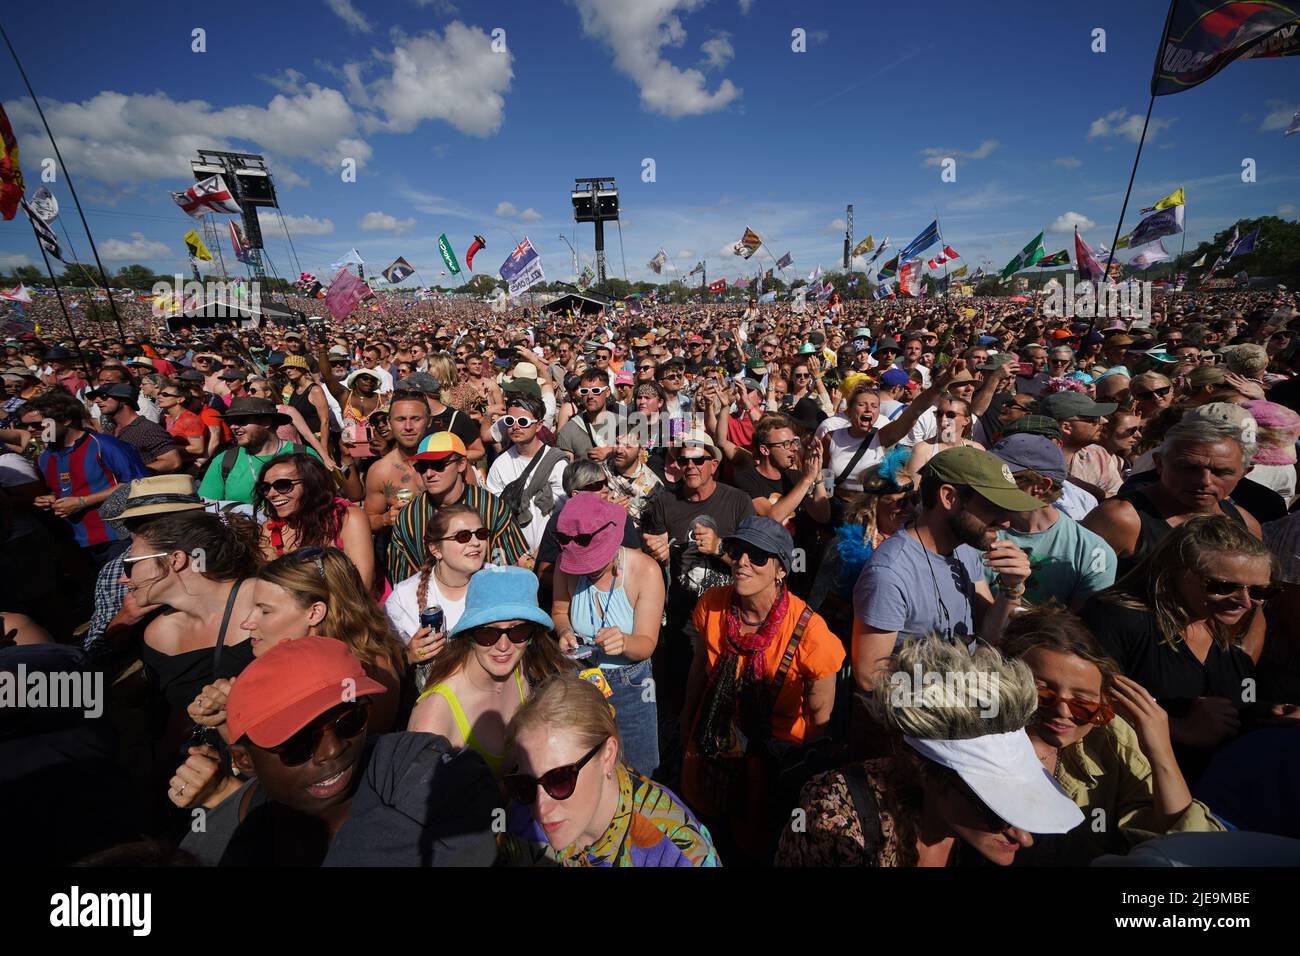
[501,415,537,429]
[266,699,371,767]
[503,740,606,804]
[256,477,302,497]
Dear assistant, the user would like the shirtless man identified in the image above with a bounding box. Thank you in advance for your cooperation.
[364,392,430,532]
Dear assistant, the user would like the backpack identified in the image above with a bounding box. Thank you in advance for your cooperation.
[498,446,566,527]
[218,442,305,491]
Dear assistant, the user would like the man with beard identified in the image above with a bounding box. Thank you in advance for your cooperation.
[89,383,183,475]
[364,391,431,532]
[197,397,318,504]
[851,446,1039,690]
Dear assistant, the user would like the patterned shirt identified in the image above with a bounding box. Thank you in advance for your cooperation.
[387,483,529,583]
[38,431,147,547]
[87,552,128,654]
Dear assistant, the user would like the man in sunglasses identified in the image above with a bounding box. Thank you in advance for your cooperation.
[388,431,529,582]
[90,383,183,475]
[485,394,569,557]
[1041,392,1121,499]
[197,397,318,505]
[185,636,497,866]
[556,367,622,463]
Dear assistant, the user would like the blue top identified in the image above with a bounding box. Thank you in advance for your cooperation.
[569,548,636,669]
[853,528,983,646]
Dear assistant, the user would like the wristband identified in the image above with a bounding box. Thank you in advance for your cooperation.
[998,582,1026,599]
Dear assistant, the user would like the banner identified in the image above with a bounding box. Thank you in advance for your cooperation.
[171,174,241,218]
[1128,205,1185,246]
[330,248,364,273]
[499,236,545,295]
[325,267,370,320]
[897,220,941,261]
[732,227,762,258]
[876,254,899,281]
[21,198,62,261]
[0,105,25,221]
[1036,250,1070,267]
[465,235,486,271]
[383,256,415,284]
[437,233,462,275]
[1152,0,1300,96]
[689,260,705,276]
[708,279,727,293]
[183,229,212,261]
[1075,228,1107,281]
[851,235,875,257]
[776,251,793,270]
[648,249,667,274]
[578,264,596,289]
[1130,239,1172,269]
[898,259,923,297]
[1228,226,1260,258]
[229,221,251,264]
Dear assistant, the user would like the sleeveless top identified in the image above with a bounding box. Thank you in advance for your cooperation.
[1116,488,1247,579]
[416,668,527,777]
[288,382,322,435]
[140,579,252,709]
[569,548,637,670]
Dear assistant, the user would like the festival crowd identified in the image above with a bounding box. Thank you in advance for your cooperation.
[4,282,1300,867]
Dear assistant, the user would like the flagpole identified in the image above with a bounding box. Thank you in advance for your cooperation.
[0,20,127,342]
[25,215,90,382]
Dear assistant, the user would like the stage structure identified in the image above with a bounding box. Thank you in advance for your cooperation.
[571,177,619,288]
[191,150,279,282]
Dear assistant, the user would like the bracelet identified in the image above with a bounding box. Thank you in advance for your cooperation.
[998,583,1026,599]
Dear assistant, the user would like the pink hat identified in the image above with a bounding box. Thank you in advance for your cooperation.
[1242,400,1300,465]
[556,492,625,576]
[615,370,634,386]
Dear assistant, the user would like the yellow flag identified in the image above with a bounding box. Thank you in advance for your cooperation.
[1115,233,1131,250]
[1143,187,1184,213]
[949,264,968,279]
[851,234,875,257]
[183,229,212,261]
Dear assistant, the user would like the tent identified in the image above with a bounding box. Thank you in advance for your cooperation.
[544,291,611,316]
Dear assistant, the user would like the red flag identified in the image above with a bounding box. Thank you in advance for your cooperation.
[942,245,959,260]
[708,279,727,293]
[0,105,24,221]
[1074,228,1106,281]
[171,174,241,218]
[325,268,369,320]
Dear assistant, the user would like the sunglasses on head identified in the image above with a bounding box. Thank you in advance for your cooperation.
[724,541,774,567]
[265,699,371,767]
[501,415,536,429]
[1201,576,1280,602]
[1133,386,1172,400]
[256,477,302,497]
[1036,685,1114,726]
[438,527,489,544]
[556,520,615,548]
[413,456,461,474]
[503,740,606,804]
[466,622,537,648]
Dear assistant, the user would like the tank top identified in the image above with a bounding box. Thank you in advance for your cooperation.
[826,426,884,495]
[288,382,322,436]
[569,548,637,670]
[415,668,527,777]
[1116,488,1248,579]
[140,579,251,709]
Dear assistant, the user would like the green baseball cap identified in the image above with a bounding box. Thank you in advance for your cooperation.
[746,357,767,371]
[921,446,1044,512]
[999,415,1063,441]
[1040,392,1118,421]
[797,342,817,355]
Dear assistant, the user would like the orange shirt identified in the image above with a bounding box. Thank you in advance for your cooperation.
[693,586,845,744]
[199,404,233,445]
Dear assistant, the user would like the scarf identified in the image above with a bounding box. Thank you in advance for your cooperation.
[695,584,790,758]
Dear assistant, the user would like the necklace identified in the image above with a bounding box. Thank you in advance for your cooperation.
[247,438,286,486]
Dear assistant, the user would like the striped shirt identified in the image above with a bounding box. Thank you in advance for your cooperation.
[39,431,148,547]
[388,484,529,582]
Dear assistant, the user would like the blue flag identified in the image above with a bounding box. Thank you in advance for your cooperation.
[1128,205,1184,247]
[499,236,545,295]
[1228,227,1260,259]
[896,220,940,261]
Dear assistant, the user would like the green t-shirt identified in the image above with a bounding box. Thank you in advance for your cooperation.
[987,512,1116,609]
[197,442,319,504]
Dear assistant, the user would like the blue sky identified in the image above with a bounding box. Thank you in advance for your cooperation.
[2,0,1298,286]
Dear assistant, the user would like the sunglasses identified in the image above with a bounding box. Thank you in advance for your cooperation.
[937,410,962,420]
[578,479,607,493]
[724,542,774,567]
[122,550,171,568]
[1036,685,1114,726]
[413,457,461,474]
[256,477,302,497]
[501,415,537,429]
[556,520,615,548]
[577,386,607,396]
[503,740,606,805]
[466,622,538,648]
[660,372,683,380]
[20,420,47,431]
[1132,386,1172,400]
[1201,576,1280,602]
[266,700,371,767]
[637,364,655,371]
[674,453,711,468]
[438,527,489,545]
[160,392,187,400]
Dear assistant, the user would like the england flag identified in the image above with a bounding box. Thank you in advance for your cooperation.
[170,175,242,218]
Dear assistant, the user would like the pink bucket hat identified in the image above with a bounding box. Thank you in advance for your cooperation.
[1242,400,1300,465]
[555,492,625,576]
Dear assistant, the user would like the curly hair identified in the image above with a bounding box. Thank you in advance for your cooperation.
[255,453,344,547]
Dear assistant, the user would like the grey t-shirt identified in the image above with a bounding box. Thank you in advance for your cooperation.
[853,529,983,647]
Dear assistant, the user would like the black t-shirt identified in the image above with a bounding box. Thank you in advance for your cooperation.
[428,406,482,450]
[1118,470,1285,525]
[642,482,755,593]
[732,462,798,509]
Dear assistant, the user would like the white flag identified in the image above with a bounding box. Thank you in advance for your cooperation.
[1192,253,1207,267]
[330,248,365,272]
[1286,109,1300,137]
[1129,240,1172,270]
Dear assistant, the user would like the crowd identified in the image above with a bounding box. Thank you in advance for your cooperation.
[4,281,1300,867]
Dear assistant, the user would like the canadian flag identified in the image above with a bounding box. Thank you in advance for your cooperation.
[942,245,959,260]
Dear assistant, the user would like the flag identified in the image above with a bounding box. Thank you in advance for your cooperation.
[1130,239,1173,269]
[969,267,986,282]
[874,282,896,300]
[1175,272,1189,289]
[949,264,969,279]
[1152,0,1300,96]
[28,186,57,223]
[1229,226,1260,258]
[383,256,415,284]
[807,265,823,284]
[465,235,486,271]
[926,257,946,270]
[1288,108,1300,136]
[708,279,727,294]
[1128,205,1185,246]
[898,259,923,297]
[170,174,241,218]
[21,198,62,261]
[758,291,777,304]
[1192,252,1208,267]
[648,249,667,274]
[847,277,859,287]
[325,267,370,320]
[578,264,596,289]
[689,261,705,276]
[228,221,251,264]
[330,248,365,273]
[499,237,545,295]
[1075,228,1106,281]
[877,255,900,281]
[1000,232,1045,278]
[183,229,212,261]
[775,251,793,270]
[815,280,833,301]
[941,245,959,260]
[437,234,461,275]
[866,238,892,264]
[1141,186,1185,214]
[897,220,941,260]
[0,105,24,221]
[732,227,762,258]
[851,235,875,257]
[1037,249,1071,267]
[1208,224,1239,274]
[1115,233,1132,250]
[0,284,33,303]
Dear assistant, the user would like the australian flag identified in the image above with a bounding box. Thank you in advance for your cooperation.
[896,220,941,261]
[499,236,545,295]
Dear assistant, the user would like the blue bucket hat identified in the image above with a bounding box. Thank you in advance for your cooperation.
[449,565,553,637]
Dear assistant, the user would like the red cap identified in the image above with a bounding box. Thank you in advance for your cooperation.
[226,637,385,748]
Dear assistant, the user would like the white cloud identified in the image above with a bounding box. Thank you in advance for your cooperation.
[675,249,694,259]
[261,68,307,95]
[808,30,829,44]
[571,0,741,118]
[826,218,847,232]
[1054,156,1082,169]
[700,33,734,71]
[0,252,35,271]
[360,211,417,235]
[518,208,542,222]
[1260,102,1298,131]
[1088,108,1174,144]
[1279,203,1298,217]
[920,139,999,167]
[1049,211,1096,233]
[258,210,336,236]
[737,0,754,12]
[3,86,373,187]
[365,22,514,136]
[100,233,172,262]
[413,0,460,11]
[495,201,542,222]
[325,0,372,33]
[496,201,519,217]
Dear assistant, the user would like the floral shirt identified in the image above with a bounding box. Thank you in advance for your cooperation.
[775,758,903,867]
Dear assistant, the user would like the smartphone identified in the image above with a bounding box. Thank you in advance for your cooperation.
[419,605,445,633]
[1018,362,1034,376]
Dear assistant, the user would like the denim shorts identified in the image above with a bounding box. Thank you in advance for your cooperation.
[603,658,660,778]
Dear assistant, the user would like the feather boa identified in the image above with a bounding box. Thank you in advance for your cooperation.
[834,523,875,595]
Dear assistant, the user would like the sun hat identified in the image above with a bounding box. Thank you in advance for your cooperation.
[344,367,382,389]
[722,516,795,572]
[503,377,542,398]
[677,428,720,460]
[904,730,1084,834]
[226,636,386,747]
[222,396,291,425]
[449,565,553,637]
[990,434,1067,484]
[921,446,1044,512]
[555,492,625,576]
[113,474,206,523]
[327,345,350,359]
[281,354,311,371]
[615,370,634,386]
[413,431,467,461]
[1242,400,1300,465]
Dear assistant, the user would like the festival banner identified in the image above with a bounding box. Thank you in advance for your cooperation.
[1152,0,1300,96]
[708,279,727,293]
[1075,228,1107,281]
[648,249,668,274]
[437,234,462,275]
[499,237,545,295]
[1128,205,1185,246]
[1130,239,1172,269]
